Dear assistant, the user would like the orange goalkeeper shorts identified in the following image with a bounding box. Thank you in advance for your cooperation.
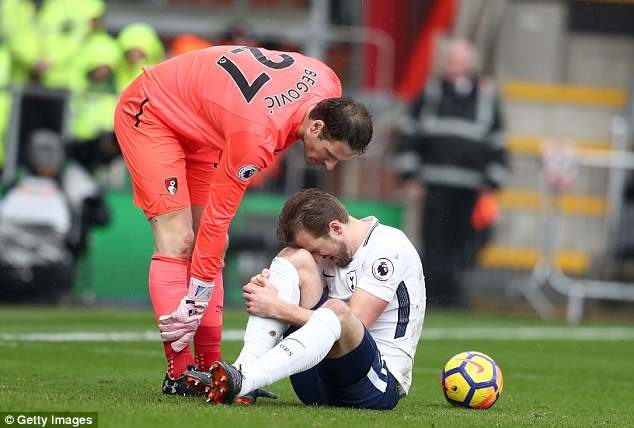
[114,76,221,219]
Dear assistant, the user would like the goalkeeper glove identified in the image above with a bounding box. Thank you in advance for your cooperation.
[158,278,214,352]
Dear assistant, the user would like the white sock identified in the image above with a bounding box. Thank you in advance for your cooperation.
[238,307,341,396]
[233,257,301,369]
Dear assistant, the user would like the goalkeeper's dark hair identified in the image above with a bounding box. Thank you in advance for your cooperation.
[308,97,373,153]
[277,188,349,246]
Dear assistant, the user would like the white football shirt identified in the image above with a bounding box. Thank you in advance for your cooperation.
[320,217,426,395]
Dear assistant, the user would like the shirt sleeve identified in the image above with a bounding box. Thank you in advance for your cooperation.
[356,237,403,303]
[190,131,275,282]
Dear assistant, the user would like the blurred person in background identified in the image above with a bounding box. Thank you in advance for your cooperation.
[0,129,109,302]
[83,0,105,39]
[393,39,508,309]
[68,32,121,172]
[169,33,212,58]
[0,0,41,85]
[114,45,372,395]
[0,0,105,89]
[38,0,106,89]
[116,23,164,93]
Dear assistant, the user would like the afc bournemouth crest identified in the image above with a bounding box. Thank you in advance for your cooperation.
[237,164,260,181]
[372,258,394,281]
[346,270,357,291]
[165,177,178,196]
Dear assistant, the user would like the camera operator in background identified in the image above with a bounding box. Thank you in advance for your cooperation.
[0,129,109,302]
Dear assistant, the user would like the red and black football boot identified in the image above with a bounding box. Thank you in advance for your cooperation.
[162,365,205,397]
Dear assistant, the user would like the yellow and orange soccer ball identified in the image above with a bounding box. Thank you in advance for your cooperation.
[441,351,504,409]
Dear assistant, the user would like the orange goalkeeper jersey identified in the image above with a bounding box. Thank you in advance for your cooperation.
[141,45,342,282]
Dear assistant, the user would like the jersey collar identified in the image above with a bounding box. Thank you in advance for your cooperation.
[361,216,380,247]
[349,216,379,263]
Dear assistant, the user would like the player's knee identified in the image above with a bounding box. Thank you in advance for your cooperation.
[322,298,350,319]
[174,228,195,258]
[276,247,317,272]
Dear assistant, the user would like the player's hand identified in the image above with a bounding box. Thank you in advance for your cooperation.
[158,297,207,352]
[249,269,270,287]
[243,272,280,318]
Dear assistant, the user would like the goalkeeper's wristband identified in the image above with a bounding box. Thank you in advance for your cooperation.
[187,277,215,305]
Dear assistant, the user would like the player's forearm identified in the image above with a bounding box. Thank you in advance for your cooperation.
[271,300,313,327]
[191,180,247,282]
[348,288,389,329]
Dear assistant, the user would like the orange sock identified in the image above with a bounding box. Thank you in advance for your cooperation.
[194,272,224,371]
[149,255,194,378]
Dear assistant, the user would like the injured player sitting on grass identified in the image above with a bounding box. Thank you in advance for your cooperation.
[184,189,426,410]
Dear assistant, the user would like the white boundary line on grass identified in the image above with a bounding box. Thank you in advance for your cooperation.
[1,327,634,342]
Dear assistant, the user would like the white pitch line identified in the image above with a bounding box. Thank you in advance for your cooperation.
[1,327,634,342]
[420,327,634,341]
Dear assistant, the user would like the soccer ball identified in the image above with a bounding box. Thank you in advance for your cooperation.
[441,351,503,409]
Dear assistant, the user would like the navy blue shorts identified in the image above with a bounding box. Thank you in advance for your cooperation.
[284,289,401,410]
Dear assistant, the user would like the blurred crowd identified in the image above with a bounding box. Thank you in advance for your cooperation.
[0,0,167,176]
[0,1,272,177]
[0,0,269,300]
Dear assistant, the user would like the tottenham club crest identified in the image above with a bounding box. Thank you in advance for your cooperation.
[372,258,394,281]
[164,177,178,196]
[345,270,357,291]
[237,164,260,181]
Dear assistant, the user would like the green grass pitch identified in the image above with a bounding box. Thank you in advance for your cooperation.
[1,307,633,427]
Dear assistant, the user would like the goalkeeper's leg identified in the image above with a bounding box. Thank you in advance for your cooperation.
[116,91,202,392]
[148,254,195,380]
